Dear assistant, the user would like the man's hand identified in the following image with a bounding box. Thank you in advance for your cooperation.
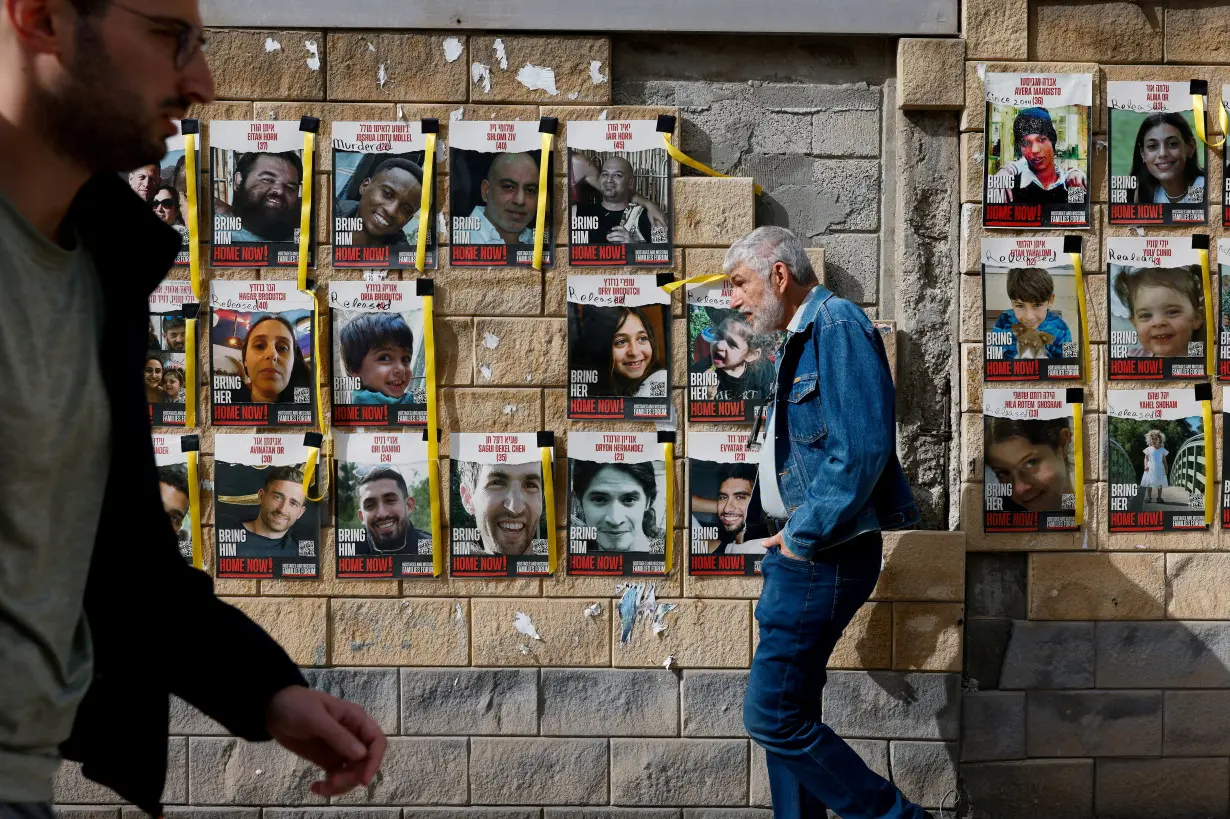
[1064,168,1088,189]
[266,685,387,796]
[762,531,809,561]
[607,225,632,244]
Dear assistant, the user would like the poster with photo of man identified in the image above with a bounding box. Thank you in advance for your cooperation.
[210,281,316,427]
[332,121,435,269]
[687,279,777,421]
[152,433,198,567]
[983,72,1092,229]
[689,431,768,577]
[330,281,428,427]
[1218,239,1230,380]
[1107,81,1207,226]
[148,279,196,426]
[449,120,552,267]
[334,432,435,578]
[566,120,671,267]
[210,120,311,268]
[214,434,319,579]
[568,431,668,577]
[450,432,551,578]
[127,119,195,265]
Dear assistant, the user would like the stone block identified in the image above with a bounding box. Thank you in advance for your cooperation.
[959,273,982,343]
[1026,690,1162,757]
[829,601,891,670]
[252,103,396,170]
[472,598,612,667]
[892,603,963,672]
[437,389,544,456]
[610,739,748,806]
[813,232,879,306]
[683,812,772,819]
[673,178,756,247]
[468,36,610,104]
[961,759,1093,819]
[1165,691,1230,755]
[1028,552,1164,620]
[204,30,324,100]
[546,812,680,819]
[962,62,1101,133]
[964,0,1029,60]
[821,671,960,740]
[963,617,1013,691]
[300,667,399,733]
[330,598,469,666]
[264,812,397,819]
[613,598,750,669]
[961,132,984,203]
[749,743,770,807]
[405,812,541,819]
[56,739,186,805]
[999,621,1094,689]
[129,811,258,819]
[438,316,475,385]
[541,669,678,736]
[1165,5,1230,64]
[812,108,882,159]
[433,265,542,316]
[681,670,748,737]
[889,741,957,809]
[473,317,567,386]
[897,39,965,110]
[1107,527,1218,553]
[58,810,120,819]
[1096,758,1229,819]
[169,695,228,735]
[471,738,608,805]
[875,531,965,602]
[1167,553,1230,618]
[1097,622,1230,688]
[329,738,468,805]
[1030,2,1162,63]
[403,575,543,598]
[326,33,468,102]
[965,553,1027,619]
[188,738,323,805]
[223,596,327,666]
[962,691,1026,761]
[399,668,537,735]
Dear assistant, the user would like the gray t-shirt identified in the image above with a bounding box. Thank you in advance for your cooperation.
[0,193,111,800]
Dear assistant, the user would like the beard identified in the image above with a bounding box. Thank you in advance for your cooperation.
[233,180,297,241]
[748,293,785,336]
[718,520,745,545]
[367,517,409,551]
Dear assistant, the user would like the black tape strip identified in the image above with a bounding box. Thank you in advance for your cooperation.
[1194,234,1210,250]
[537,431,555,448]
[656,114,677,133]
[1065,387,1084,404]
[181,434,201,453]
[182,303,200,320]
[421,428,442,442]
[1063,235,1082,254]
[180,119,200,135]
[421,118,440,134]
[299,116,321,134]
[657,430,677,444]
[1192,79,1210,96]
[1196,382,1214,402]
[416,278,436,296]
[656,272,675,288]
[538,116,559,134]
[304,432,324,448]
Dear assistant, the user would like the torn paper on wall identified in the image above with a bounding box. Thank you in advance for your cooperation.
[513,611,541,640]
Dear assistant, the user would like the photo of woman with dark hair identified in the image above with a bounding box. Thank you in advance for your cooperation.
[236,314,314,404]
[591,305,667,399]
[1129,112,1205,206]
[570,459,664,553]
[984,415,1074,514]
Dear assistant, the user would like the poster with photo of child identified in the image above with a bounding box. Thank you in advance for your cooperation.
[981,237,1081,382]
[1109,388,1209,533]
[689,431,768,577]
[687,279,778,422]
[147,279,196,426]
[1216,238,1230,380]
[330,281,428,427]
[332,121,436,269]
[1108,236,1208,380]
[126,119,195,265]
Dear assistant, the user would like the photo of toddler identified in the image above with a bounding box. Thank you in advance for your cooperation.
[1111,265,1204,358]
[1140,429,1169,503]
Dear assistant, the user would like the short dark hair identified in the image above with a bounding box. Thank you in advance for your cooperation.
[358,467,408,499]
[1006,267,1054,303]
[157,463,190,496]
[370,157,424,185]
[164,316,186,332]
[570,460,662,539]
[716,463,757,491]
[236,151,303,185]
[340,313,415,375]
[263,465,305,490]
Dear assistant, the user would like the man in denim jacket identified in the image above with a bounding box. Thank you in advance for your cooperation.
[727,227,930,819]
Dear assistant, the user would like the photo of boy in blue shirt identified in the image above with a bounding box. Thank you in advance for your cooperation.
[992,266,1073,360]
[340,313,420,405]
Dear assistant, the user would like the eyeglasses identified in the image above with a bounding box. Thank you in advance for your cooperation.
[153,197,176,208]
[105,1,208,70]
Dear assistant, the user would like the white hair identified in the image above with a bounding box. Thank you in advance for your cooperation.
[722,226,817,285]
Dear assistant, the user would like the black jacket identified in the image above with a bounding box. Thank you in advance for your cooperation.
[57,175,306,813]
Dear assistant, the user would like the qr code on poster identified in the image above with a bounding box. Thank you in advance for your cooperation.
[1188,493,1204,509]
[1188,342,1204,357]
[651,225,669,244]
[298,541,315,557]
[648,379,667,397]
[294,387,311,403]
[1061,494,1076,510]
[1062,342,1078,357]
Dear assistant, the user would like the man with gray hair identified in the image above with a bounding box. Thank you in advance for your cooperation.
[729,227,928,818]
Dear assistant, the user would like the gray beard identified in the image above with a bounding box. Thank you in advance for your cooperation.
[748,295,785,336]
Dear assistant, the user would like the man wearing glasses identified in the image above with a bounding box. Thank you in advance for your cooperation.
[0,1,385,816]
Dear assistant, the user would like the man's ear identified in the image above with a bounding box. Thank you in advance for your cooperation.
[480,178,490,205]
[358,177,372,196]
[232,171,243,190]
[7,0,68,54]
[772,261,791,296]
[406,495,416,515]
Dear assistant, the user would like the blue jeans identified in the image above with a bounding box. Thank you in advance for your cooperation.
[744,533,926,819]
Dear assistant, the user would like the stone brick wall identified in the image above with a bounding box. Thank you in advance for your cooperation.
[50,29,967,817]
[952,2,1230,817]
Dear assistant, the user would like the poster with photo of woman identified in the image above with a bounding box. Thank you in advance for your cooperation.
[568,431,668,577]
[210,280,316,426]
[148,279,196,426]
[567,275,672,421]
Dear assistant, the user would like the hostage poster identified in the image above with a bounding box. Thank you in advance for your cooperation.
[147,279,197,426]
[152,433,198,567]
[126,119,195,265]
[689,431,768,576]
[687,278,777,421]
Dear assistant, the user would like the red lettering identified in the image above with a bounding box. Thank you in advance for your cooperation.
[335,247,363,262]
[691,402,717,416]
[572,245,600,261]
[213,246,241,263]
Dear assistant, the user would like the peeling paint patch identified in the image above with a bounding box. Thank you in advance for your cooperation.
[584,602,602,618]
[617,584,641,646]
[367,42,377,53]
[443,37,464,63]
[363,270,389,282]
[567,92,580,100]
[513,611,541,640]
[455,602,465,620]
[481,332,500,349]
[450,107,465,122]
[396,104,404,120]
[377,63,389,88]
[493,38,508,70]
[663,654,675,669]
[516,64,559,96]
[597,110,608,121]
[502,404,518,415]
[652,602,677,636]
[304,40,320,72]
[471,63,492,94]
[975,62,986,81]
[264,38,282,53]
[589,60,608,85]
[478,364,492,380]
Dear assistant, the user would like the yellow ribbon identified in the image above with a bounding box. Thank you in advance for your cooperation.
[662,133,763,196]
[1071,399,1085,527]
[663,440,675,573]
[302,443,322,498]
[1193,93,1228,148]
[541,445,559,574]
[659,272,728,294]
[416,132,437,273]
[1203,397,1216,526]
[184,317,197,428]
[422,291,443,575]
[297,130,316,291]
[1199,247,1215,378]
[1069,252,1091,380]
[184,131,201,301]
[185,448,204,570]
[303,290,331,503]
[532,132,553,271]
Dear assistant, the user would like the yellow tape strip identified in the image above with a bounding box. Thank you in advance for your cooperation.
[300,290,331,504]
[1072,400,1085,527]
[185,449,203,570]
[184,132,201,301]
[1070,252,1091,381]
[1204,398,1216,526]
[416,132,437,273]
[541,446,558,575]
[662,133,763,196]
[302,445,321,496]
[423,293,443,575]
[297,131,316,291]
[663,440,675,573]
[659,272,728,294]
[1200,247,1216,378]
[532,132,553,271]
[184,318,197,428]
[1193,94,1228,148]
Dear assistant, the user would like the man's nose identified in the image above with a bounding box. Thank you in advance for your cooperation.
[512,186,527,205]
[504,486,526,514]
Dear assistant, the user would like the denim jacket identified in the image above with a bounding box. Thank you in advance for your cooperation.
[770,285,920,558]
